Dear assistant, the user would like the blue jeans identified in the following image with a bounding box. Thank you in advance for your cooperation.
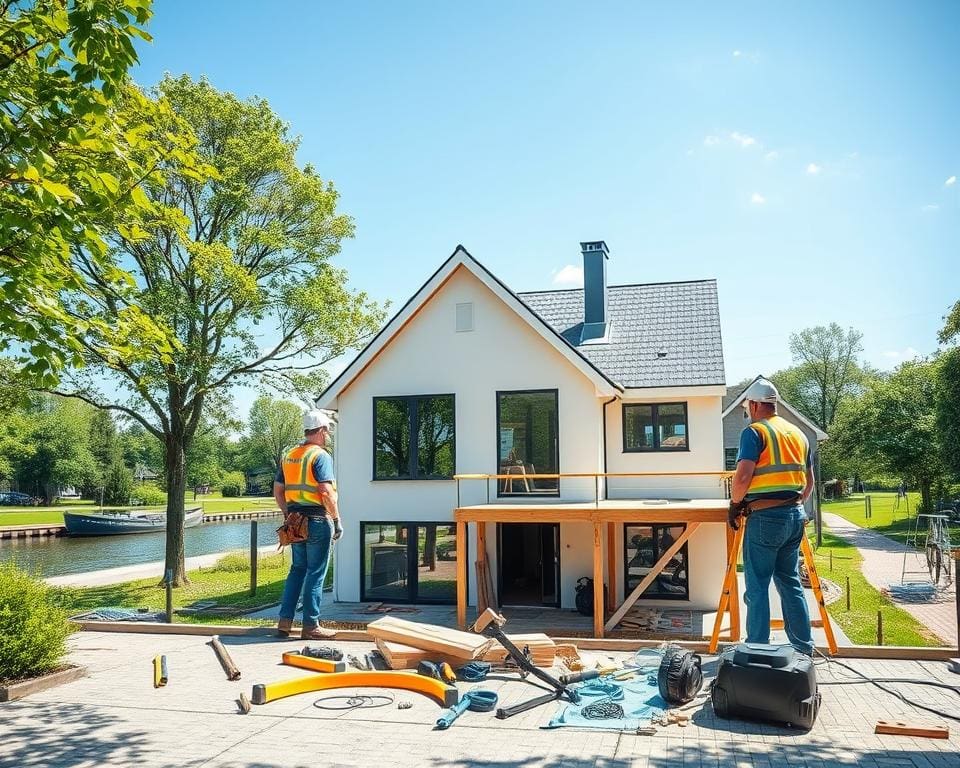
[743,505,814,655]
[279,517,333,627]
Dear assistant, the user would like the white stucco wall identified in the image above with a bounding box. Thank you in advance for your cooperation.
[333,266,604,605]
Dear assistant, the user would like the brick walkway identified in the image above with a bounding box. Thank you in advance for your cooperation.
[2,631,958,767]
[823,513,958,646]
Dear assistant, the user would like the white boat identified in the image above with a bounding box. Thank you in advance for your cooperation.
[63,507,204,536]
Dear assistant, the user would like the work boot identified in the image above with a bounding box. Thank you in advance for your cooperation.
[276,618,293,637]
[301,624,336,640]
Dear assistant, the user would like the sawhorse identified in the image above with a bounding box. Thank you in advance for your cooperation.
[708,520,838,654]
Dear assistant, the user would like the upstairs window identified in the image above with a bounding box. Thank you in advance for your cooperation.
[374,395,455,479]
[623,403,688,452]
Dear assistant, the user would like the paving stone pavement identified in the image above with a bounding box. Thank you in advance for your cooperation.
[1,631,958,768]
[822,513,958,646]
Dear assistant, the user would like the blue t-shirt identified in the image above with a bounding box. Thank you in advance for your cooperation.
[275,445,335,512]
[737,424,811,502]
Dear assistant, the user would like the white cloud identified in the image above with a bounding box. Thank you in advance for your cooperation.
[764,151,780,161]
[552,264,583,287]
[703,135,721,147]
[732,50,742,58]
[922,204,940,212]
[806,163,821,175]
[730,131,757,148]
[751,192,766,205]
[686,148,695,156]
[881,346,920,360]
[946,175,957,187]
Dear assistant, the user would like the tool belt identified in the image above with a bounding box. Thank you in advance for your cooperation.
[741,494,803,516]
[277,511,309,547]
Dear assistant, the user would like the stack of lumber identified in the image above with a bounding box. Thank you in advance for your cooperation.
[617,607,693,634]
[368,616,557,670]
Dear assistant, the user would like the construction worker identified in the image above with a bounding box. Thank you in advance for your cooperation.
[274,409,343,640]
[728,377,815,655]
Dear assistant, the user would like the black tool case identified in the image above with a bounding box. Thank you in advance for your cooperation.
[711,643,820,730]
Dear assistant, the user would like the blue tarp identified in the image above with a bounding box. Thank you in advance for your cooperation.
[545,675,667,731]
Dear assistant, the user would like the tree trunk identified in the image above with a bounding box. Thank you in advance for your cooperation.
[423,524,437,570]
[164,433,189,586]
[919,479,932,516]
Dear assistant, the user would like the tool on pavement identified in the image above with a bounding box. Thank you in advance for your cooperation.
[472,608,580,719]
[152,655,168,688]
[301,645,343,661]
[657,646,703,705]
[251,669,458,707]
[458,661,492,682]
[282,651,346,674]
[237,692,251,714]
[208,635,241,681]
[435,689,499,730]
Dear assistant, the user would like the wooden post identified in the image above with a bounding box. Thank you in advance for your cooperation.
[249,520,258,597]
[829,549,833,572]
[606,521,617,611]
[476,522,487,614]
[164,568,174,624]
[456,521,467,630]
[845,575,850,611]
[877,610,883,646]
[593,522,604,638]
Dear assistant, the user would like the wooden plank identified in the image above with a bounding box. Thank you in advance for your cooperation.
[726,525,741,642]
[376,635,555,670]
[483,551,496,610]
[800,534,838,655]
[592,522,604,638]
[456,521,467,630]
[875,721,949,739]
[476,522,488,614]
[605,522,701,632]
[709,523,745,653]
[367,616,489,659]
[606,521,617,611]
[454,507,727,524]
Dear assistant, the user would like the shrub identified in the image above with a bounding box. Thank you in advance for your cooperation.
[103,460,135,506]
[0,563,72,683]
[130,484,167,507]
[220,471,246,498]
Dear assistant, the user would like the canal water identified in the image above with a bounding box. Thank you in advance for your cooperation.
[0,518,280,578]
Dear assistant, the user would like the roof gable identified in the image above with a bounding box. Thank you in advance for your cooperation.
[721,375,829,441]
[315,246,622,408]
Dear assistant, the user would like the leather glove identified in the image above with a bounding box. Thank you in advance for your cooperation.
[332,518,343,542]
[728,499,747,530]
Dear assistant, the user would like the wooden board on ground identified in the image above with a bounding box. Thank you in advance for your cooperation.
[874,720,949,739]
[376,633,556,670]
[367,616,491,659]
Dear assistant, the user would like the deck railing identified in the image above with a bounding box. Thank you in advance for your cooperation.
[452,471,734,507]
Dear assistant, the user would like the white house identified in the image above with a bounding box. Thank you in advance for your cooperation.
[317,241,729,625]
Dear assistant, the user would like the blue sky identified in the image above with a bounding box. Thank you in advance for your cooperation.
[133,2,958,416]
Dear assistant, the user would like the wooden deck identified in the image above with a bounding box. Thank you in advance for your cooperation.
[453,497,732,638]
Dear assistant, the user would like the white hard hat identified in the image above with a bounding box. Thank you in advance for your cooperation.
[742,377,779,404]
[303,409,335,431]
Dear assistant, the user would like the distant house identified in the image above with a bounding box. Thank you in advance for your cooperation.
[721,375,829,520]
[317,241,730,616]
[133,465,160,483]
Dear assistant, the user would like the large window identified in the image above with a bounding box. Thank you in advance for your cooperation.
[374,395,455,480]
[360,522,458,604]
[623,403,688,452]
[497,390,559,496]
[623,523,689,600]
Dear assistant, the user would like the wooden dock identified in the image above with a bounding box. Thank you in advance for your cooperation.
[0,523,66,540]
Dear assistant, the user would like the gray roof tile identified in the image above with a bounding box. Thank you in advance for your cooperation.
[518,280,726,389]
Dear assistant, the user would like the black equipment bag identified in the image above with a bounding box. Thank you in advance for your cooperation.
[574,577,606,617]
[711,643,820,730]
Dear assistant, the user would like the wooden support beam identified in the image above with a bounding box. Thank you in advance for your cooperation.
[725,525,741,641]
[800,534,838,655]
[456,521,467,630]
[606,521,617,611]
[476,522,488,614]
[710,523,746,652]
[593,522,604,638]
[604,522,701,633]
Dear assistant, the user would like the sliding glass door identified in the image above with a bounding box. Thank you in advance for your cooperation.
[360,522,458,604]
[496,389,559,496]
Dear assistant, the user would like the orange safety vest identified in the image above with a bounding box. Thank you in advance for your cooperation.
[746,415,809,497]
[281,443,332,507]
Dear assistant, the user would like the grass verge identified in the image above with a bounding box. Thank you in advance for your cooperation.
[807,528,943,647]
[822,492,959,546]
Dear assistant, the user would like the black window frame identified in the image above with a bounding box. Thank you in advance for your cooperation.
[622,402,690,453]
[495,388,560,498]
[724,447,738,471]
[622,522,690,601]
[359,520,463,605]
[372,394,456,481]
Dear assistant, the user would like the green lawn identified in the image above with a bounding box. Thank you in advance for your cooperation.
[821,492,959,546]
[0,495,277,527]
[54,550,292,626]
[807,528,943,647]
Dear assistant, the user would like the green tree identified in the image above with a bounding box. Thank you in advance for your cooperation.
[935,299,960,483]
[52,76,384,584]
[831,360,943,513]
[773,324,869,430]
[0,0,183,382]
[102,457,134,506]
[0,360,34,483]
[247,396,302,473]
